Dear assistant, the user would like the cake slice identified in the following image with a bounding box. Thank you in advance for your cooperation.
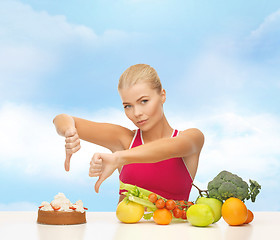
[37,193,87,225]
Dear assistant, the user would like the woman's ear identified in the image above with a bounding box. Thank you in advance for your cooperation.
[161,89,166,104]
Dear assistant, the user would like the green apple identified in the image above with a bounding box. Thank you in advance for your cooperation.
[196,197,223,223]
[186,204,214,227]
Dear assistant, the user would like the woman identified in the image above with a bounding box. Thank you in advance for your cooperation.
[53,64,204,203]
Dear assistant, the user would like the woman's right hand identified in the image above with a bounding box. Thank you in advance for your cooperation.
[64,128,81,171]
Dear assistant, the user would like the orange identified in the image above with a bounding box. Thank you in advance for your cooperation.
[244,209,254,224]
[153,208,172,225]
[221,197,248,226]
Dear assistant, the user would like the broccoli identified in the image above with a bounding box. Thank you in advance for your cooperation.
[207,170,261,202]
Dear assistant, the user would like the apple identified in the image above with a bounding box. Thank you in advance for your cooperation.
[186,204,214,227]
[196,197,223,223]
[116,199,144,223]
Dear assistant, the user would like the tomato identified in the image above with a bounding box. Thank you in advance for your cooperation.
[166,200,176,210]
[173,207,183,218]
[148,193,158,203]
[181,210,187,219]
[155,199,166,209]
[186,201,194,207]
[178,200,185,206]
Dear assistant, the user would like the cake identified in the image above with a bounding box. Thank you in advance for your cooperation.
[37,193,87,225]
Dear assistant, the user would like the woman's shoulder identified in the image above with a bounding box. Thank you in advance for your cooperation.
[178,128,204,147]
[179,128,204,136]
[118,127,138,150]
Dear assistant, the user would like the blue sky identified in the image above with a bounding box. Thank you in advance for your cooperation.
[0,0,280,212]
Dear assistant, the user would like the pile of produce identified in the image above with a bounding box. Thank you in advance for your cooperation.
[117,181,193,225]
[116,170,261,227]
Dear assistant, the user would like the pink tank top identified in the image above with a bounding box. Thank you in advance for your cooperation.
[119,129,193,200]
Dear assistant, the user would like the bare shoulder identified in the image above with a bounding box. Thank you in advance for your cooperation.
[179,128,204,150]
[116,126,136,150]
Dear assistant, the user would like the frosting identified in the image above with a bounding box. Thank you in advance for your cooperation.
[39,193,85,213]
[40,201,53,211]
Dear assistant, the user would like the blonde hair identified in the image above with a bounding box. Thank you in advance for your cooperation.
[118,64,162,93]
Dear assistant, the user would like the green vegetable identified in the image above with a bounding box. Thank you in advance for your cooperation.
[143,212,154,220]
[120,181,161,212]
[120,181,168,220]
[247,179,261,202]
[126,195,157,210]
[207,170,261,202]
[120,181,167,200]
[120,181,187,222]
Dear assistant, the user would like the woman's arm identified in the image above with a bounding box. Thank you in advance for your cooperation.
[53,114,134,152]
[73,117,133,152]
[90,128,204,193]
[53,114,134,171]
[116,128,204,165]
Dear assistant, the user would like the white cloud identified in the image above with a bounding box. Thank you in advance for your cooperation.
[0,102,279,210]
[199,112,280,179]
[245,8,280,61]
[178,8,280,114]
[177,48,254,112]
[0,0,144,48]
[0,0,145,100]
[0,103,133,183]
[0,0,97,46]
[250,9,280,40]
[0,201,38,211]
[1,102,279,184]
[167,109,280,186]
[0,103,97,181]
[184,49,245,91]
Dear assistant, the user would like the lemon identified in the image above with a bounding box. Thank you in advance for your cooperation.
[187,204,214,227]
[116,199,144,223]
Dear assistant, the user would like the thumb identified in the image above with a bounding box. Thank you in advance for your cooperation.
[94,175,106,193]
[65,152,72,171]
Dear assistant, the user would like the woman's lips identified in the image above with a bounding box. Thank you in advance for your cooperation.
[137,119,147,125]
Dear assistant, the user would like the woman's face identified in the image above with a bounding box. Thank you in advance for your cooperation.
[119,83,166,131]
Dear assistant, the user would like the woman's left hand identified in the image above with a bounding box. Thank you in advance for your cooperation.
[89,152,120,193]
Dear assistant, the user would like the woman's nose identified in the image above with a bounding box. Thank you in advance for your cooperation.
[134,106,143,117]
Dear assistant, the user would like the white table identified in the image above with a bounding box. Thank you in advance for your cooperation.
[0,212,279,240]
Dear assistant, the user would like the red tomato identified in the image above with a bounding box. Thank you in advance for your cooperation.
[186,201,194,207]
[166,200,176,210]
[148,193,158,203]
[177,200,188,209]
[173,207,183,218]
[155,199,166,209]
[178,200,185,206]
[181,210,187,219]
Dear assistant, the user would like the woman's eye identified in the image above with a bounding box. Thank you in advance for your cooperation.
[141,100,148,104]
[124,105,131,109]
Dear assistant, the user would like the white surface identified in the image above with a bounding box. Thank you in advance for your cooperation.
[0,211,279,240]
